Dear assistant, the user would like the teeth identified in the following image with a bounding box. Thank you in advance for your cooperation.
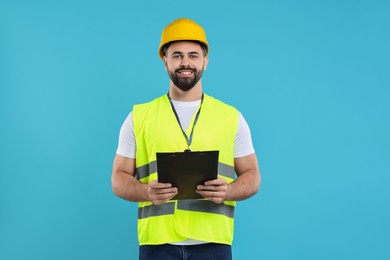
[180,71,192,75]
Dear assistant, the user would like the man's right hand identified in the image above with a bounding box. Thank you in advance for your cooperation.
[148,180,178,205]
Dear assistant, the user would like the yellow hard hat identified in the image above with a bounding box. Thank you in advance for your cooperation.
[158,18,209,59]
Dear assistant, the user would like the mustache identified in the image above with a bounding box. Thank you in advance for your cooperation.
[175,66,195,73]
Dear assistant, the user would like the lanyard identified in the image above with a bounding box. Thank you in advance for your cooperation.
[167,92,204,151]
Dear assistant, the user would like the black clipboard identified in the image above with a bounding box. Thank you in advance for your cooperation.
[156,150,219,200]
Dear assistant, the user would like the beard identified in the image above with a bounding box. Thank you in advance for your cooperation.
[168,65,204,92]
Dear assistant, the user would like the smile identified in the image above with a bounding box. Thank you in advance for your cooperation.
[177,70,194,76]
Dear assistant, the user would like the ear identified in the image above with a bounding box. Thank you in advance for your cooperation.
[163,57,168,71]
[203,55,209,71]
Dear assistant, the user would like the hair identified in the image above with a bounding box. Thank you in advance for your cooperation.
[162,40,207,57]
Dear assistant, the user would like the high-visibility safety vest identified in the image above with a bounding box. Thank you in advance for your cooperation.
[132,93,239,245]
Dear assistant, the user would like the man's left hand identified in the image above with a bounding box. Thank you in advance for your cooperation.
[196,178,229,204]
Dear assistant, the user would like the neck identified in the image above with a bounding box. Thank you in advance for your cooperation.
[169,82,203,101]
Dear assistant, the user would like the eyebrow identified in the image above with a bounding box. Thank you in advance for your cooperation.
[171,51,200,56]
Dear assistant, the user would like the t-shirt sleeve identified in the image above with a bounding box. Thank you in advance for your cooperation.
[234,112,255,158]
[116,112,136,158]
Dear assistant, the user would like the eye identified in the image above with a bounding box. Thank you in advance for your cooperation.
[189,54,199,59]
[171,52,183,60]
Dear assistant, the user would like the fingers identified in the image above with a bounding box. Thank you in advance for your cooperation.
[196,190,227,204]
[203,178,228,186]
[196,178,229,204]
[196,178,228,191]
[147,178,229,205]
[148,181,178,205]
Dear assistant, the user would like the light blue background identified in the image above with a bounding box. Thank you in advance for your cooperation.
[1,0,389,259]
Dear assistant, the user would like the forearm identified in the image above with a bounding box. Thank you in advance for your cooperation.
[111,170,149,202]
[226,169,260,201]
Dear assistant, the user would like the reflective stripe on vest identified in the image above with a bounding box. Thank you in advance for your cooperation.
[135,160,157,180]
[177,200,235,218]
[138,202,175,219]
[136,160,235,180]
[138,200,235,219]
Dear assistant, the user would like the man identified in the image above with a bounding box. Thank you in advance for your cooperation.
[112,18,260,260]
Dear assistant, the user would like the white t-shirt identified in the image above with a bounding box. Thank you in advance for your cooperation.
[115,99,255,246]
[116,99,255,158]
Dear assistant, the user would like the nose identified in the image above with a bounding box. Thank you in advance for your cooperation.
[180,55,190,66]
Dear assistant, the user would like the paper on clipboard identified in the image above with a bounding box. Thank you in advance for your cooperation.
[156,150,219,200]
